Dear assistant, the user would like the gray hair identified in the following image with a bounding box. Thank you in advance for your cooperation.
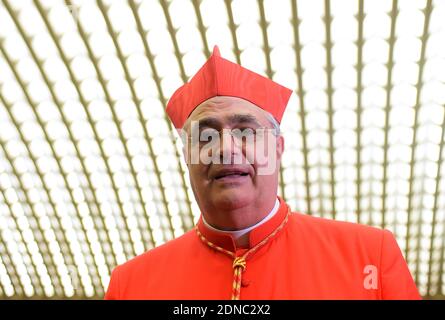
[263,110,281,136]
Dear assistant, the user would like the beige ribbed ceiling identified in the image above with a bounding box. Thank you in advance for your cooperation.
[0,0,444,299]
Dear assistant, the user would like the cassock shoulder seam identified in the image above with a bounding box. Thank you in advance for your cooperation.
[116,264,121,299]
[291,211,383,234]
[106,264,121,299]
[378,228,385,299]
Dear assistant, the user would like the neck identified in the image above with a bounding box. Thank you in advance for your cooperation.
[202,197,280,248]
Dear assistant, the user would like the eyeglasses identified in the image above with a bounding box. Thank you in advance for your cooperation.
[183,127,279,148]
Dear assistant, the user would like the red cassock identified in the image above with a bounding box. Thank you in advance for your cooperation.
[104,197,420,300]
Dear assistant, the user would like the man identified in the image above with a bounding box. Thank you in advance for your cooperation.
[104,46,420,299]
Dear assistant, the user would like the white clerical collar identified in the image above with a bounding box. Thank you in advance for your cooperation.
[202,198,280,240]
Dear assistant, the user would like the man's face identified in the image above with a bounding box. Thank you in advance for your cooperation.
[182,96,284,213]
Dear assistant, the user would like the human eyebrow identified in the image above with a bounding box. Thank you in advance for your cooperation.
[192,117,222,131]
[227,114,262,127]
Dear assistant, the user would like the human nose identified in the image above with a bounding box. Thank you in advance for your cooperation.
[218,130,242,163]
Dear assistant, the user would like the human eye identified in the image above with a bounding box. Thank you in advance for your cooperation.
[235,127,255,135]
[229,128,255,143]
[199,128,220,144]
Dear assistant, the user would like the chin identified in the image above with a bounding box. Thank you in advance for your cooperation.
[211,190,252,209]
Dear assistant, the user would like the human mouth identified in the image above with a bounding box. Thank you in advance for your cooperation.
[214,173,249,184]
[214,171,249,180]
[211,168,251,184]
[213,173,249,185]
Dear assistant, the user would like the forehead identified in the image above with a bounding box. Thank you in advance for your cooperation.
[188,96,267,122]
